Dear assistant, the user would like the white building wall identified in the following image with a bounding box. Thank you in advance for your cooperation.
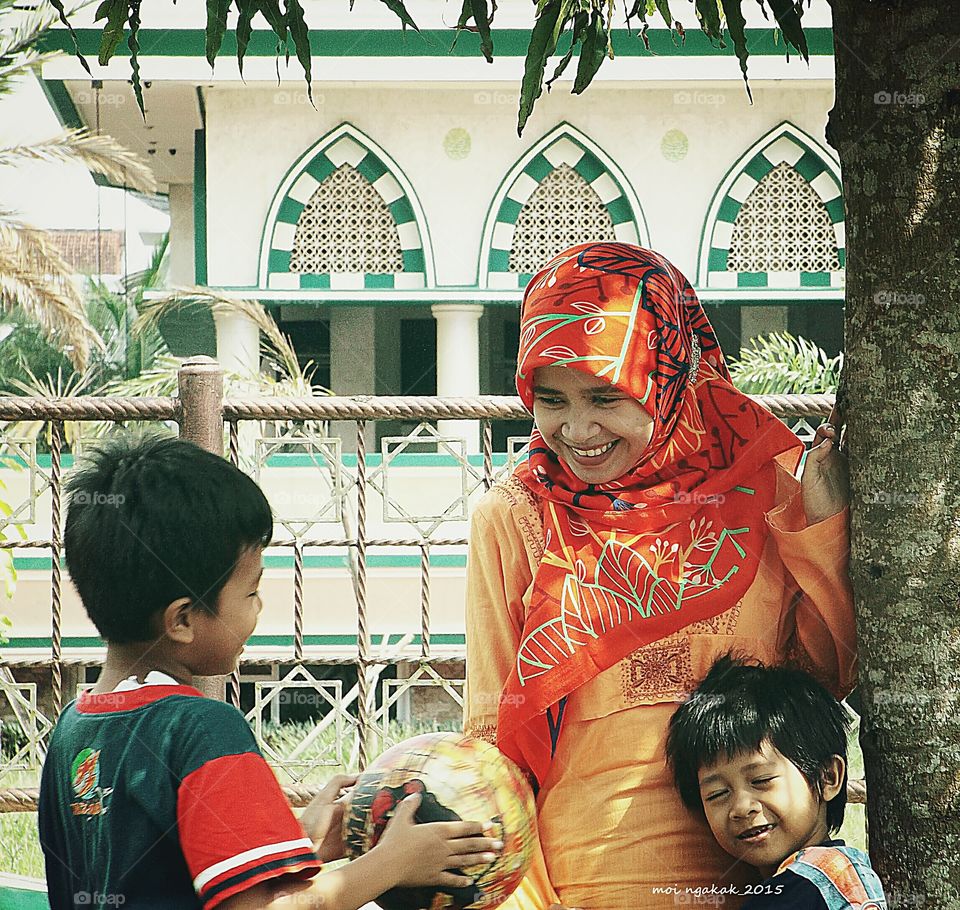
[204,81,834,289]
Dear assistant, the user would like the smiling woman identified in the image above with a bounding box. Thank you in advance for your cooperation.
[531,366,655,485]
[463,242,858,910]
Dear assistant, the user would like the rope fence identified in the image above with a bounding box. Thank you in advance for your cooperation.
[0,358,839,813]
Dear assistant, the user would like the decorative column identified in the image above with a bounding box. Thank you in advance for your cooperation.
[431,303,483,453]
[214,310,260,379]
[740,305,789,351]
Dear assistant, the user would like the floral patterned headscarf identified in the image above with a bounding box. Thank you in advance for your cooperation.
[496,243,803,784]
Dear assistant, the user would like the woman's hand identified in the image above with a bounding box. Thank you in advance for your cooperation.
[300,773,357,863]
[801,423,849,524]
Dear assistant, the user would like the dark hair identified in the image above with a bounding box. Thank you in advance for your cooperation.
[666,654,851,832]
[64,433,273,643]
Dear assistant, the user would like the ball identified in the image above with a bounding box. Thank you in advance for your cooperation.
[341,732,536,910]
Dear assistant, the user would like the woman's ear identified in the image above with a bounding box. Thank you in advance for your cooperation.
[820,754,846,802]
[161,597,196,644]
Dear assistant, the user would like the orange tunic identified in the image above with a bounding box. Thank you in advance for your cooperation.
[464,468,856,910]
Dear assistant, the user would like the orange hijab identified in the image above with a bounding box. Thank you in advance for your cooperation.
[496,243,804,784]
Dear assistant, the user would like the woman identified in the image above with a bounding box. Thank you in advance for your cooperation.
[464,243,855,910]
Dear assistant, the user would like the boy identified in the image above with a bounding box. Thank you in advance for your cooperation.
[666,655,887,910]
[39,434,500,910]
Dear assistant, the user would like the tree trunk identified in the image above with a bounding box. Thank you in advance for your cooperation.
[828,2,960,903]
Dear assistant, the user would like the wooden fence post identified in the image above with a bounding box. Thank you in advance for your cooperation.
[177,356,227,700]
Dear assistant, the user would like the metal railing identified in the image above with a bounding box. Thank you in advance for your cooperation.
[0,356,841,812]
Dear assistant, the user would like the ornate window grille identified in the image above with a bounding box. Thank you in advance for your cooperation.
[727,162,841,273]
[508,164,617,274]
[290,164,404,274]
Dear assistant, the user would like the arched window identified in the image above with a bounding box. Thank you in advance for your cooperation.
[698,123,844,290]
[260,124,433,290]
[289,164,403,275]
[507,163,617,275]
[727,162,841,274]
[481,125,647,289]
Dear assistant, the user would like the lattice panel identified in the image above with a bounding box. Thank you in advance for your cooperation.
[290,164,404,274]
[508,164,616,274]
[727,163,841,273]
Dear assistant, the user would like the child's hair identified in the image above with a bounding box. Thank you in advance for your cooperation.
[666,654,851,832]
[65,433,273,643]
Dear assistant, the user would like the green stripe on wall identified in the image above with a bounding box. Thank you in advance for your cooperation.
[13,554,470,571]
[38,28,836,58]
[1,633,467,648]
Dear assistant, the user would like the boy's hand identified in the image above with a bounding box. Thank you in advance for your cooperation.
[375,793,503,890]
[300,774,357,863]
[801,422,849,524]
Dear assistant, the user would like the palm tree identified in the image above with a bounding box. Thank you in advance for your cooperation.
[0,0,156,370]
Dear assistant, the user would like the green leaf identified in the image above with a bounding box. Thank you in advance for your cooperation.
[470,0,494,63]
[518,0,568,136]
[95,0,128,66]
[654,0,672,28]
[205,0,231,67]
[546,11,586,89]
[45,0,93,75]
[235,0,256,77]
[720,0,752,100]
[377,0,419,30]
[258,0,288,45]
[695,0,721,42]
[127,0,144,116]
[765,0,809,60]
[286,0,312,104]
[573,7,608,95]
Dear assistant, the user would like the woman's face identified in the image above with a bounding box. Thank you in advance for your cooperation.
[532,366,655,485]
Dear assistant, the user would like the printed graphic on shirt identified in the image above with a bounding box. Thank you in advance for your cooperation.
[70,748,112,816]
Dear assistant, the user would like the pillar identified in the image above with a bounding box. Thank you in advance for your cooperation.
[214,310,261,379]
[431,303,483,452]
[739,305,789,352]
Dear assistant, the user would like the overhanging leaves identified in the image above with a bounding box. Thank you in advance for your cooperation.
[63,0,812,128]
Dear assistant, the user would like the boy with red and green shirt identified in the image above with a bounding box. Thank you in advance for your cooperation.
[39,434,499,909]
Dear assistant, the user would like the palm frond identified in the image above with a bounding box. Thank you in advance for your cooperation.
[727,332,842,395]
[0,2,60,99]
[0,210,103,369]
[0,129,157,195]
[3,363,98,445]
[132,289,328,392]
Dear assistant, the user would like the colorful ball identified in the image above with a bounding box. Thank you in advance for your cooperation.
[341,732,536,910]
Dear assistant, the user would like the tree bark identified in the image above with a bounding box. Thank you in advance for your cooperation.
[828,2,960,903]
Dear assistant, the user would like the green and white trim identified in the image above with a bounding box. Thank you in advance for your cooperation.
[479,123,649,290]
[697,122,844,291]
[258,122,435,290]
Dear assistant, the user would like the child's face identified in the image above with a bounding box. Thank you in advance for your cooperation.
[190,546,264,676]
[697,740,841,878]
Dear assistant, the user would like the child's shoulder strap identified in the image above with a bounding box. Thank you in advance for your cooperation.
[779,846,887,910]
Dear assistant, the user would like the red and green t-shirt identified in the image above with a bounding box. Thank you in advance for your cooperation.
[38,683,321,908]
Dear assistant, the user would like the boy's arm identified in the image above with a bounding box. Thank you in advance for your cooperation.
[218,795,500,910]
